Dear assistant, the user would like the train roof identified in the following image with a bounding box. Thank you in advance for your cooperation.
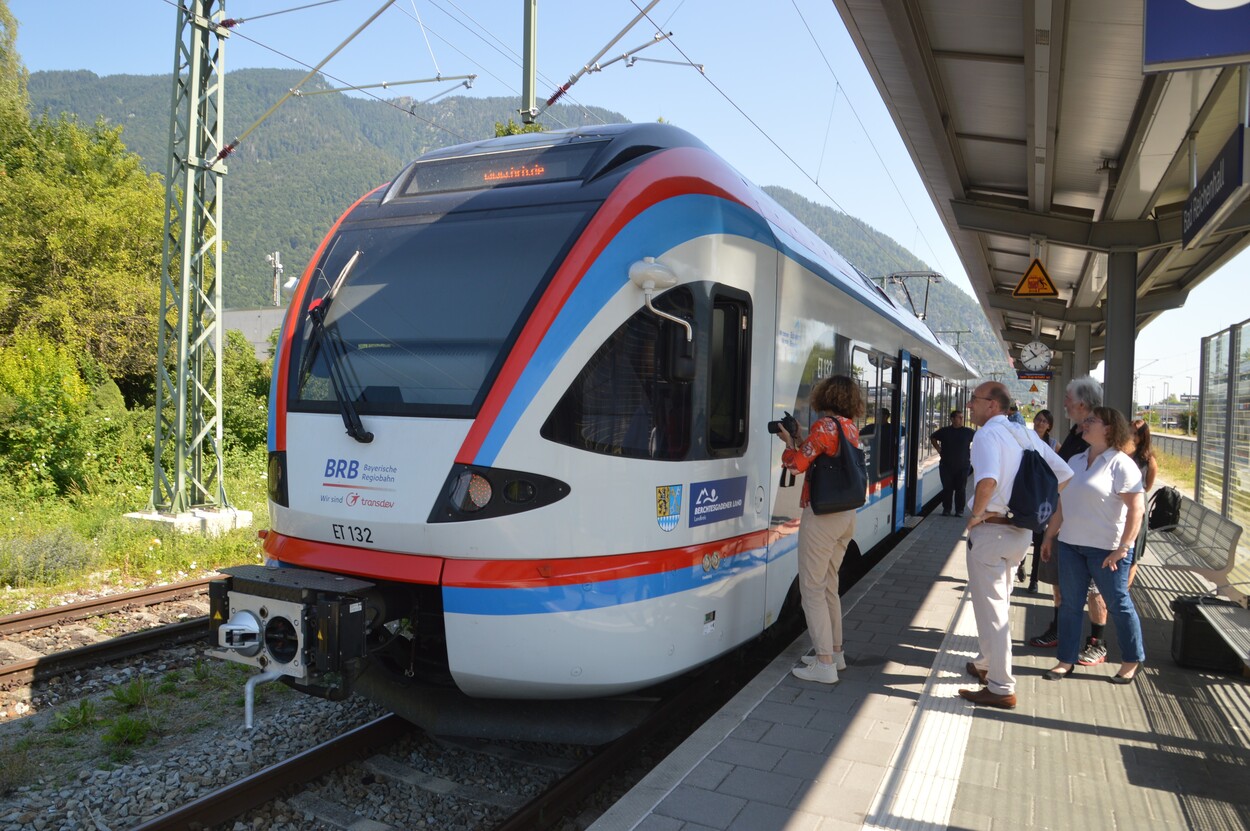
[375,123,976,378]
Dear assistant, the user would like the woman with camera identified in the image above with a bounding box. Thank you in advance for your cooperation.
[775,375,866,684]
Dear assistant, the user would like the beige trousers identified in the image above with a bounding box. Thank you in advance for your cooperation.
[797,505,857,656]
[966,523,1032,695]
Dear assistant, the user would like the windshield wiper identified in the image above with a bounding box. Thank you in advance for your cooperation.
[301,251,373,443]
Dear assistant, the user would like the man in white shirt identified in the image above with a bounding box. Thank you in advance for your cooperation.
[961,381,1073,708]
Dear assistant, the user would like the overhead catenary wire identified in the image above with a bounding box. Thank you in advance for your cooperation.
[291,74,476,97]
[787,0,956,287]
[408,0,442,76]
[541,0,664,113]
[159,0,475,144]
[221,0,345,26]
[212,0,400,163]
[628,0,955,295]
[392,1,605,130]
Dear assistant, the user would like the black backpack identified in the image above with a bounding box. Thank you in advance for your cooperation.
[1005,426,1060,532]
[1148,486,1182,531]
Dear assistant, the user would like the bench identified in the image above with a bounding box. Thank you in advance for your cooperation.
[1140,492,1249,674]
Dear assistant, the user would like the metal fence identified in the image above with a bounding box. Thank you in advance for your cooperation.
[1196,318,1250,599]
[1153,433,1197,464]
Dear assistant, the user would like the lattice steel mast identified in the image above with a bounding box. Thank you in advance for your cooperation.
[151,0,229,514]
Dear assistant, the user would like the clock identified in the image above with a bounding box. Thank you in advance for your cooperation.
[1019,340,1054,371]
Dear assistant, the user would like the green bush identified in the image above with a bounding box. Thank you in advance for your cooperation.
[0,527,92,587]
[0,331,90,496]
[219,329,272,453]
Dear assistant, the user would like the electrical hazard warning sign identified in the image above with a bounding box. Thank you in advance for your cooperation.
[1013,259,1059,298]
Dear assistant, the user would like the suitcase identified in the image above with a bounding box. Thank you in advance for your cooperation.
[1170,595,1243,673]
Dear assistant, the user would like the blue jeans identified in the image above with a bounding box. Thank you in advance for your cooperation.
[1057,541,1145,665]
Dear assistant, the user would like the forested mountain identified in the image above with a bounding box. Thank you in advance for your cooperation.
[27,68,1017,389]
[28,68,621,308]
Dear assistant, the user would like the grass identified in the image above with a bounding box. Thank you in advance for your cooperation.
[49,699,98,732]
[0,661,265,791]
[0,447,270,615]
[1156,448,1196,493]
[110,677,154,711]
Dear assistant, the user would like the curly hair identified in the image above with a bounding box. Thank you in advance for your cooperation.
[810,375,866,420]
[1092,406,1132,451]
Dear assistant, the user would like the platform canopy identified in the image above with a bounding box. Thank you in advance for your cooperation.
[832,0,1250,384]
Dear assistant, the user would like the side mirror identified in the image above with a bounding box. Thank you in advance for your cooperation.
[629,257,693,344]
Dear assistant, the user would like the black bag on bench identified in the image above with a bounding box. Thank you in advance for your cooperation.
[1149,486,1181,531]
[1170,595,1243,673]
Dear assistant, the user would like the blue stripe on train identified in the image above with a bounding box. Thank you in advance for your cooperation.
[443,544,779,616]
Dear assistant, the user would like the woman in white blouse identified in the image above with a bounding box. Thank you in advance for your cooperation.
[1038,407,1146,684]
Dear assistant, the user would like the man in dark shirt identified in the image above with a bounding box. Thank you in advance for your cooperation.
[930,410,975,516]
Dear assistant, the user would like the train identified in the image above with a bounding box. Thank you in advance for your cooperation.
[208,122,975,732]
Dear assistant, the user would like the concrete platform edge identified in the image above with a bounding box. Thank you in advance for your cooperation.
[588,522,941,831]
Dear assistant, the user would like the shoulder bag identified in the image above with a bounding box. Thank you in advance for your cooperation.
[807,417,868,515]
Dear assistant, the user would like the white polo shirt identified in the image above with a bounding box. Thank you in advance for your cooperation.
[1057,448,1143,550]
[969,414,1074,515]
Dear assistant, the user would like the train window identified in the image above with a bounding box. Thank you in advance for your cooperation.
[708,292,751,455]
[290,205,593,417]
[541,289,693,460]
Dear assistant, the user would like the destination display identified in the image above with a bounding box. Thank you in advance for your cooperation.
[401,141,606,195]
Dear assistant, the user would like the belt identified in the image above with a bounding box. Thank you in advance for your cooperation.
[982,515,1013,525]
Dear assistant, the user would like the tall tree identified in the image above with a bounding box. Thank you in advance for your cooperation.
[0,0,29,155]
[0,115,164,398]
[0,1,164,401]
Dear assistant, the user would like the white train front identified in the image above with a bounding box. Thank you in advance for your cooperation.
[208,123,973,710]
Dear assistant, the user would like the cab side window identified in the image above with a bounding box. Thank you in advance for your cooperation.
[542,289,693,460]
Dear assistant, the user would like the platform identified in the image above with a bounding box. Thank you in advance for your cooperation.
[590,512,1250,831]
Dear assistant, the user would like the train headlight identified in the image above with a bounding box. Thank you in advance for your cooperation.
[451,471,493,511]
[503,479,536,503]
[431,464,568,522]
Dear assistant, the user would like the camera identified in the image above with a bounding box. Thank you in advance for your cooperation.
[768,412,798,436]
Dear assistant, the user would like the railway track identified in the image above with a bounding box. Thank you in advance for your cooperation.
[122,608,800,830]
[0,576,214,636]
[0,578,213,698]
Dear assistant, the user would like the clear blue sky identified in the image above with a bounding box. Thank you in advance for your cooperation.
[8,0,1246,403]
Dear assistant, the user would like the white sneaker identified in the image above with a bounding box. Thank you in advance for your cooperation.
[801,652,847,670]
[792,661,840,684]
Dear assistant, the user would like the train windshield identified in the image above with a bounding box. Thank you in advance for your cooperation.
[291,205,593,417]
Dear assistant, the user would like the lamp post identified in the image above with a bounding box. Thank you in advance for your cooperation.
[1186,376,1194,435]
[1149,386,1155,423]
[1163,382,1169,430]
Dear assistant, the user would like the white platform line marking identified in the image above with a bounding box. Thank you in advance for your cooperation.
[862,587,980,831]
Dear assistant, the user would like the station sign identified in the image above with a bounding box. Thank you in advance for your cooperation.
[1183,126,1250,248]
[1144,0,1250,73]
[1016,371,1053,381]
[1012,259,1059,298]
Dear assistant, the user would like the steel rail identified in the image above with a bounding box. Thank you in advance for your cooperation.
[0,618,207,690]
[129,713,414,831]
[0,576,215,635]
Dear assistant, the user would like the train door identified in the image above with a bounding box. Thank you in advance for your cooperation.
[892,351,911,531]
[905,356,927,516]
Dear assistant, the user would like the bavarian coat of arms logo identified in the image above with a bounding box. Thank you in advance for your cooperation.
[655,484,682,532]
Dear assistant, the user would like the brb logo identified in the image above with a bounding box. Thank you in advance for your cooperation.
[324,459,360,480]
